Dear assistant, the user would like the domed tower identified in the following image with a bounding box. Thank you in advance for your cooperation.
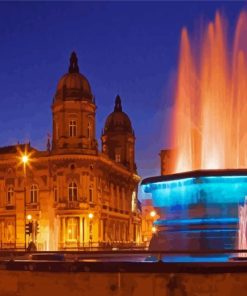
[101,95,136,172]
[51,52,97,153]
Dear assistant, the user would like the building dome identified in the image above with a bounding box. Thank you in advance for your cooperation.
[54,52,93,102]
[104,95,133,134]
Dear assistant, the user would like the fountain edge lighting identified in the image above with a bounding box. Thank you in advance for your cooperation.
[154,217,239,226]
[141,169,247,186]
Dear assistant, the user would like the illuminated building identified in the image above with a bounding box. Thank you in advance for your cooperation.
[0,52,141,250]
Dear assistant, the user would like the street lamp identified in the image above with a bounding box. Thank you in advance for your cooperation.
[27,214,32,221]
[88,213,94,219]
[22,155,29,164]
[150,210,156,218]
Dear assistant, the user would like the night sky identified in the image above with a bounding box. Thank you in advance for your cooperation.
[0,1,245,181]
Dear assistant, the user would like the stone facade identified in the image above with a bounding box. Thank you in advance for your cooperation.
[0,52,141,250]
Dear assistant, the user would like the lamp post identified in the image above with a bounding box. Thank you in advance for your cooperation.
[22,154,29,251]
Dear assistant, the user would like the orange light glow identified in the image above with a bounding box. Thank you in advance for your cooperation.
[88,213,94,219]
[17,145,34,173]
[169,11,247,173]
[22,155,29,164]
[150,210,156,217]
[26,214,32,221]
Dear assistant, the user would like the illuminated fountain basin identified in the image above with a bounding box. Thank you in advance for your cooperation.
[142,169,247,252]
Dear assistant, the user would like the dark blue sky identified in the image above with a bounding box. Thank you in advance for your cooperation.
[0,1,245,179]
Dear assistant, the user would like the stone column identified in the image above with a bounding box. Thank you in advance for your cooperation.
[62,217,66,247]
[79,216,83,248]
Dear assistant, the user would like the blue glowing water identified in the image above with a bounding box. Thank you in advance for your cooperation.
[141,172,247,251]
[143,176,247,209]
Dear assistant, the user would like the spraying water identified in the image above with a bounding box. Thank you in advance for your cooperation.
[170,11,247,173]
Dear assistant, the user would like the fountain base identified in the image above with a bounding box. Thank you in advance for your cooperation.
[142,169,247,251]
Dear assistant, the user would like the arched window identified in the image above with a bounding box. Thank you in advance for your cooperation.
[54,186,58,202]
[68,182,78,202]
[30,185,38,204]
[69,120,77,137]
[6,186,14,205]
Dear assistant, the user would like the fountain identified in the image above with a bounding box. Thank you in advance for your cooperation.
[141,11,247,256]
[170,11,247,173]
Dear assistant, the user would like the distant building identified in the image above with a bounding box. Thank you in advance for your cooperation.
[160,149,176,175]
[141,199,158,245]
[141,148,175,243]
[0,52,141,250]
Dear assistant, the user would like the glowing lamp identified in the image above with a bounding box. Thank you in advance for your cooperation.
[151,226,157,233]
[88,213,94,219]
[26,214,32,221]
[22,155,29,164]
[150,210,156,217]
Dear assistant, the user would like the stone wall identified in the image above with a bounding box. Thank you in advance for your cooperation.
[1,270,247,296]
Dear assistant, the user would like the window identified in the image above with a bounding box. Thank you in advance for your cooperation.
[131,191,136,212]
[68,182,78,201]
[30,185,38,204]
[87,122,91,138]
[89,187,93,203]
[7,187,14,205]
[115,148,121,162]
[6,220,15,242]
[67,218,78,241]
[115,153,121,162]
[69,120,77,137]
[54,186,58,202]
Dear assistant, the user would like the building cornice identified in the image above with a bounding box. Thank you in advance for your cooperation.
[0,151,141,182]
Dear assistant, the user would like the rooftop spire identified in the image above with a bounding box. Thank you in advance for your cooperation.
[114,95,122,112]
[69,51,79,73]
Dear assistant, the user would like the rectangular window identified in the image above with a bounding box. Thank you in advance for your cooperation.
[67,218,78,241]
[30,185,38,204]
[7,187,14,205]
[54,186,58,202]
[87,122,91,138]
[68,182,78,202]
[69,120,77,137]
[89,188,93,203]
[115,153,121,162]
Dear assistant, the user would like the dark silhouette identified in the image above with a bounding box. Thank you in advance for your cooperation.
[27,241,37,252]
